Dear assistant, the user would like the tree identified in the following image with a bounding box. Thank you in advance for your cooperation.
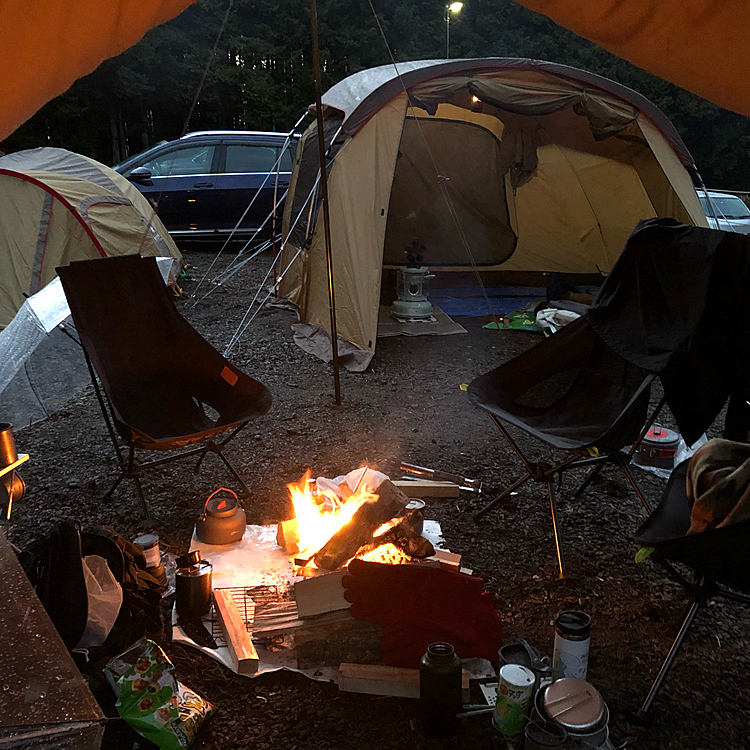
[2,0,748,189]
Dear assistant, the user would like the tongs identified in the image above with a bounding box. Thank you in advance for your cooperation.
[400,462,482,494]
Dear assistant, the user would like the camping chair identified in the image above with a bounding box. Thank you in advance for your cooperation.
[57,255,272,517]
[467,315,661,578]
[634,458,750,717]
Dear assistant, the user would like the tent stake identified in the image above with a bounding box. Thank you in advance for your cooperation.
[310,0,341,405]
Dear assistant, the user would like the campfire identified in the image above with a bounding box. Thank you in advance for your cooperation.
[276,467,435,574]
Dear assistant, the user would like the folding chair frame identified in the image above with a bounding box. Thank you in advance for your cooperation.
[85,351,250,519]
[637,559,750,718]
[474,396,666,578]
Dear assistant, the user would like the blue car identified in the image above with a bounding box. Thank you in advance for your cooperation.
[115,131,297,241]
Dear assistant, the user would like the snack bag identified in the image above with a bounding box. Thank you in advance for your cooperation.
[105,638,213,749]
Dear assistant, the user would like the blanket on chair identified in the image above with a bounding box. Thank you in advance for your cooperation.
[687,438,750,533]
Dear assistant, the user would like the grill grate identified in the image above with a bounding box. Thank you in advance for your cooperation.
[209,585,287,645]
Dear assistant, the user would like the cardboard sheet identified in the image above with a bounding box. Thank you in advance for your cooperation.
[377,305,467,337]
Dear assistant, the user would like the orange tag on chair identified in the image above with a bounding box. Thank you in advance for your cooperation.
[220,366,238,386]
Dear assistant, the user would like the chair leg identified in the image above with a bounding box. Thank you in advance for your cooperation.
[637,599,701,718]
[127,445,151,519]
[194,447,210,473]
[215,449,251,496]
[548,480,566,579]
[619,461,654,514]
[473,472,532,522]
[133,475,151,521]
[572,461,606,500]
[104,472,125,500]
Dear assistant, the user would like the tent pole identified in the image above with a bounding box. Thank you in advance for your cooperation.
[310,0,342,405]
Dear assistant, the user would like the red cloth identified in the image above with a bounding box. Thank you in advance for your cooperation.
[342,559,503,668]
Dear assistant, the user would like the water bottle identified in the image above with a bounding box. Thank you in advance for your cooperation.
[419,642,462,738]
[552,610,591,680]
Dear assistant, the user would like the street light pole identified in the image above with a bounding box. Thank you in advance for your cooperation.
[445,6,450,59]
[444,3,463,59]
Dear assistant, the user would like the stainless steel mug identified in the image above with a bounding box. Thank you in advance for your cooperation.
[175,551,213,618]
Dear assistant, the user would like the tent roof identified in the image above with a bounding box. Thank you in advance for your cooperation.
[513,0,750,120]
[0,147,134,195]
[0,147,181,261]
[0,0,194,141]
[321,57,695,167]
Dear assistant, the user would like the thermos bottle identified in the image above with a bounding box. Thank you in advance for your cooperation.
[175,551,213,618]
[420,642,462,738]
[552,611,591,680]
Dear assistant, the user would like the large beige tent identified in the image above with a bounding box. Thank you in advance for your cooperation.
[0,147,182,328]
[279,58,707,371]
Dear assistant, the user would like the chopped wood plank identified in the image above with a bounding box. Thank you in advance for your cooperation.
[426,549,462,572]
[213,589,259,675]
[337,663,470,701]
[253,602,353,637]
[294,569,350,618]
[393,479,460,498]
[276,518,300,555]
[253,602,300,636]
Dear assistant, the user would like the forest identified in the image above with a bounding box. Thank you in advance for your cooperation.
[3,0,749,190]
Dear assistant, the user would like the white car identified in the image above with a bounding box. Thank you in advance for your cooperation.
[697,190,750,234]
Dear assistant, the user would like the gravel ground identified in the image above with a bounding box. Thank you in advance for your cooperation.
[8,245,749,750]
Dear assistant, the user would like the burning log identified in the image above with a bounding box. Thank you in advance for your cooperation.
[313,479,410,571]
[276,518,300,556]
[357,511,435,560]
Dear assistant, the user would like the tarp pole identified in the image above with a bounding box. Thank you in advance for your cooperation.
[310,0,342,405]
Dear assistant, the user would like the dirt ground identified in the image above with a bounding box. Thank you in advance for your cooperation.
[9,246,750,750]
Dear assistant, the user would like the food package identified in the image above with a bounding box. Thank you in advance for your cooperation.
[105,638,214,749]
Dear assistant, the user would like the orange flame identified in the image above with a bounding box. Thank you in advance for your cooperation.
[358,543,413,565]
[286,467,379,562]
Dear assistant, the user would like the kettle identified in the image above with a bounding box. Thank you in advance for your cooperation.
[194,488,246,545]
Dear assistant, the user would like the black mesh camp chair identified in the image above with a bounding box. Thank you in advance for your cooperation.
[634,459,750,717]
[468,315,660,578]
[57,255,272,517]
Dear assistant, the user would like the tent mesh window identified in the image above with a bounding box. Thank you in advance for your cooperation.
[383,118,517,267]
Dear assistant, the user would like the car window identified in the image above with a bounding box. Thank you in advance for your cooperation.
[701,194,750,219]
[138,144,216,177]
[279,145,294,171]
[225,144,279,173]
[114,141,168,170]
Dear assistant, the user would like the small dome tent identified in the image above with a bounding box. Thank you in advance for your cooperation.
[279,58,707,371]
[0,147,182,328]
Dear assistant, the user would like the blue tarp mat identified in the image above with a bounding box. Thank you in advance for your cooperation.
[429,286,542,317]
[428,285,600,317]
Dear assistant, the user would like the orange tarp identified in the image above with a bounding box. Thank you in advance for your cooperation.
[514,0,750,118]
[0,0,195,141]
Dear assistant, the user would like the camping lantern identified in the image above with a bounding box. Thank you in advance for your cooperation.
[391,267,435,320]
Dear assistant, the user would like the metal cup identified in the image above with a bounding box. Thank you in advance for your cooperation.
[175,554,213,618]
